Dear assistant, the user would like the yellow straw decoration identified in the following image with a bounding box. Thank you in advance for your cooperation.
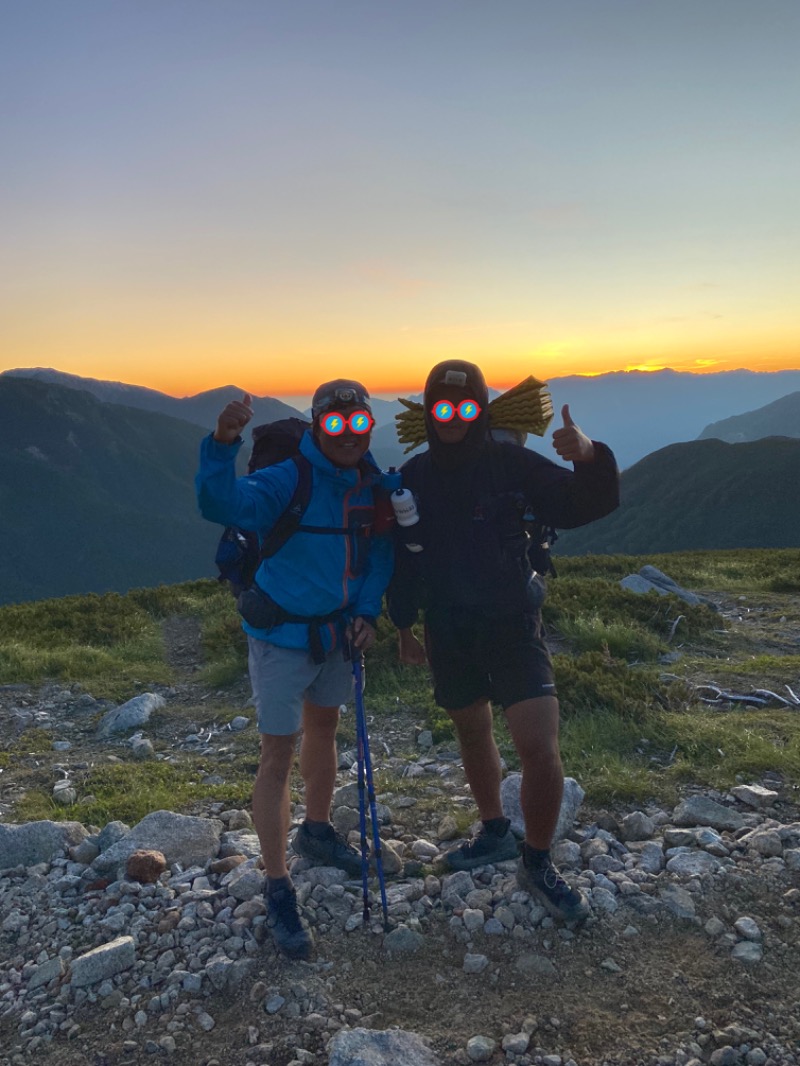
[394,375,554,453]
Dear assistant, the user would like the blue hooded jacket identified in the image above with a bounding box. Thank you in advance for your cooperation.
[196,429,393,653]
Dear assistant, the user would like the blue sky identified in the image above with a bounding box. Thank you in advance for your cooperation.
[2,0,798,397]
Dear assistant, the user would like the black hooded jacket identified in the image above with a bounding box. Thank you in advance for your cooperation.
[387,360,620,628]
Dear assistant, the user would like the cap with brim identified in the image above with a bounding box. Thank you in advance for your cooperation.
[311,379,372,418]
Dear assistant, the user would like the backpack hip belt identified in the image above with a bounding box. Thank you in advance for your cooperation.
[237,583,347,664]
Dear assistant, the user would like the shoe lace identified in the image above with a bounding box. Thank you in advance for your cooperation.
[540,862,573,897]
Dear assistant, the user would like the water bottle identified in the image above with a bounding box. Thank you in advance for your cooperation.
[388,472,423,552]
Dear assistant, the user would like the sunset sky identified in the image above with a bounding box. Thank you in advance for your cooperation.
[2,1,798,402]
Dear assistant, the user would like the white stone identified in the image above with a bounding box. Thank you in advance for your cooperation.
[97,693,165,736]
[466,1035,496,1062]
[70,936,136,988]
[730,784,778,808]
[733,916,761,941]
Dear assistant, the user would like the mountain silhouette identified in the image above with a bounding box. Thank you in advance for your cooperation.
[1,368,304,432]
[555,437,800,557]
[0,379,227,604]
[3,370,800,602]
[698,390,800,444]
[6,366,800,470]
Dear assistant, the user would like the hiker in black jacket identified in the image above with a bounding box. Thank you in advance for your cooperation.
[387,360,619,922]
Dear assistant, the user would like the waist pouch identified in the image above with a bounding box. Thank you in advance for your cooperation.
[237,584,347,665]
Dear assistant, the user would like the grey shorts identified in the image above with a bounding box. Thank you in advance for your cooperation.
[247,636,354,736]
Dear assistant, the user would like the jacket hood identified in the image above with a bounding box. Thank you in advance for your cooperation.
[424,360,489,469]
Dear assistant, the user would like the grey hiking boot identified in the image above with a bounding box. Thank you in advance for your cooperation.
[516,849,590,923]
[441,819,519,871]
[266,884,313,959]
[293,821,363,877]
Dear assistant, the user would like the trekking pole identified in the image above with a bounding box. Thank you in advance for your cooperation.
[352,652,391,930]
[354,685,371,925]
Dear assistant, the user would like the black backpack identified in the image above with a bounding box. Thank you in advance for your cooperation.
[214,418,313,595]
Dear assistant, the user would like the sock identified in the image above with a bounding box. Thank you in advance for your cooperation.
[522,844,550,868]
[304,819,333,839]
[266,875,292,896]
[483,817,511,837]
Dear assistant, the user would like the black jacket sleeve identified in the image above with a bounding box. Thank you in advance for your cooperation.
[519,441,620,529]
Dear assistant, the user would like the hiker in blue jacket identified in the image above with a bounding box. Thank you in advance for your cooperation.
[387,360,620,924]
[196,380,393,958]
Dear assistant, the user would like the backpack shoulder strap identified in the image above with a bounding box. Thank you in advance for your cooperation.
[258,454,314,561]
[258,455,378,564]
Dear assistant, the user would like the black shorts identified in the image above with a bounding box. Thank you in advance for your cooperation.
[424,611,556,712]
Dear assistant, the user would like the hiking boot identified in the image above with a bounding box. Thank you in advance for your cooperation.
[441,820,519,872]
[516,851,590,924]
[293,821,363,877]
[266,884,313,959]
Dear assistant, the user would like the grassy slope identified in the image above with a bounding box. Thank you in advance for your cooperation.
[2,548,799,824]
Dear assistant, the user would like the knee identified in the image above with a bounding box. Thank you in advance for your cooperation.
[450,704,495,749]
[518,735,561,770]
[257,736,296,782]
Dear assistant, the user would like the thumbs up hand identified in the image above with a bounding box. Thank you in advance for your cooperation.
[552,404,595,463]
[214,392,254,444]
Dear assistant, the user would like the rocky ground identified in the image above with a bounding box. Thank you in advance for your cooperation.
[1,602,800,1066]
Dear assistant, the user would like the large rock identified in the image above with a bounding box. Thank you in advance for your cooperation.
[0,820,88,871]
[501,774,584,841]
[731,783,779,809]
[620,566,716,609]
[91,811,223,875]
[328,1028,440,1066]
[70,936,135,987]
[665,850,724,877]
[96,693,165,737]
[672,796,745,832]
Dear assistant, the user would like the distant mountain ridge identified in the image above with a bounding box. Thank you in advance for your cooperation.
[698,391,800,444]
[5,365,800,470]
[555,436,800,557]
[0,378,224,605]
[542,367,800,469]
[1,374,798,603]
[1,368,304,432]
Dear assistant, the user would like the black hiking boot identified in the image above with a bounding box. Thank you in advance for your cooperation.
[441,818,519,872]
[516,846,590,923]
[293,821,363,877]
[266,883,313,959]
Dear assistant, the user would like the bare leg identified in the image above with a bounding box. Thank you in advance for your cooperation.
[447,699,504,821]
[298,701,341,823]
[504,696,563,849]
[252,732,298,879]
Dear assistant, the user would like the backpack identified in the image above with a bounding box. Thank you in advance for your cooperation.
[214,418,313,595]
[485,442,559,580]
[521,507,559,578]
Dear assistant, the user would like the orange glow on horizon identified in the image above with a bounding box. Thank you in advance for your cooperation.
[6,340,798,399]
[111,352,800,399]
